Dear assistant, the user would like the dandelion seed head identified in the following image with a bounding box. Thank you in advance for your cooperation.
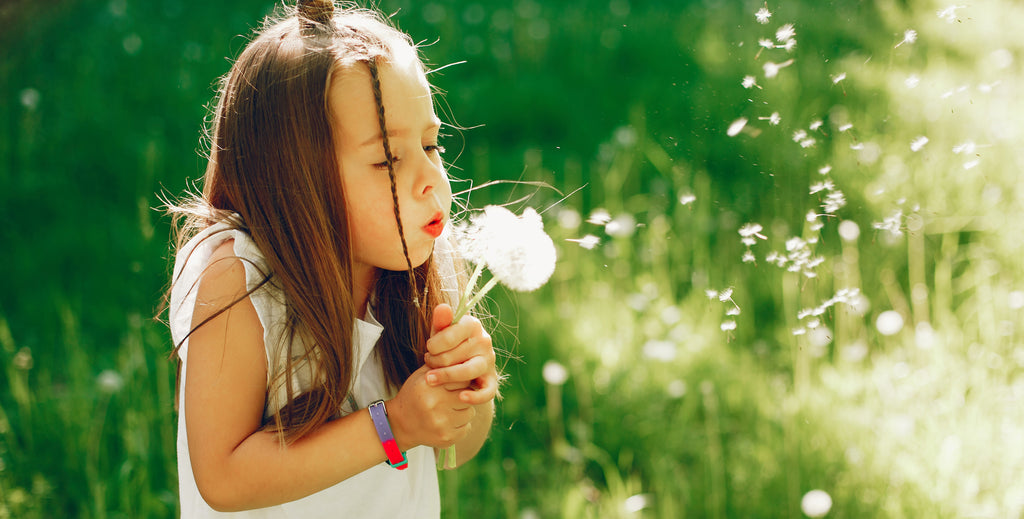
[542,360,569,385]
[910,136,929,152]
[876,310,905,336]
[801,490,833,518]
[755,7,772,24]
[459,206,557,292]
[727,117,748,137]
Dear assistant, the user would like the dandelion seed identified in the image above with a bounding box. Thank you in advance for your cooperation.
[720,320,737,332]
[542,360,569,385]
[623,494,652,513]
[726,306,741,316]
[809,180,834,194]
[874,209,904,236]
[586,208,612,225]
[823,191,846,213]
[727,117,748,137]
[755,6,772,24]
[831,72,847,84]
[838,123,853,132]
[567,234,600,250]
[741,236,757,247]
[963,159,980,170]
[818,165,832,175]
[792,327,807,336]
[809,120,823,131]
[850,143,864,151]
[763,58,794,78]
[793,129,808,142]
[758,38,774,49]
[718,287,734,301]
[800,138,816,148]
[895,29,918,48]
[952,140,976,154]
[905,75,920,89]
[742,75,760,89]
[679,193,697,206]
[705,289,719,299]
[809,220,824,232]
[769,112,781,125]
[802,490,833,517]
[806,211,819,223]
[937,5,964,23]
[780,38,796,52]
[738,223,767,240]
[742,250,756,263]
[910,136,929,152]
[775,24,795,43]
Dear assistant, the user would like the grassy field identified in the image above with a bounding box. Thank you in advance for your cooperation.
[2,0,1023,517]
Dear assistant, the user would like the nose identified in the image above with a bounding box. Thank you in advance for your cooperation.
[413,151,444,198]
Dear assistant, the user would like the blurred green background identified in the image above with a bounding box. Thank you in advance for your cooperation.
[2,0,1023,517]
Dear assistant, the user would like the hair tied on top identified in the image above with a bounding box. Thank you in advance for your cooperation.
[298,0,335,27]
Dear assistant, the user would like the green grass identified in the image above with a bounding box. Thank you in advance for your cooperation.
[2,0,1023,517]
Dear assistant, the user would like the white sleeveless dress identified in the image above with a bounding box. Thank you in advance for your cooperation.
[168,219,442,518]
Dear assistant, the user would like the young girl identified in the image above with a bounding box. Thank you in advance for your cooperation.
[166,1,498,516]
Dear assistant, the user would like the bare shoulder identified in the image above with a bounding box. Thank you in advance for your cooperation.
[192,238,250,325]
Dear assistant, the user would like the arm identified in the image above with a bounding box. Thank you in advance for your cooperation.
[185,241,471,511]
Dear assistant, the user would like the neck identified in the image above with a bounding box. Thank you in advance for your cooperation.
[352,264,377,320]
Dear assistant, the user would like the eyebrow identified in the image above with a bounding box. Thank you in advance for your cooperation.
[358,119,442,148]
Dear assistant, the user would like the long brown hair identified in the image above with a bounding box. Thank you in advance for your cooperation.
[166,1,447,443]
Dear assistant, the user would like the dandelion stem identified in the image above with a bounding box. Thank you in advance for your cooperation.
[455,261,486,320]
[453,277,500,323]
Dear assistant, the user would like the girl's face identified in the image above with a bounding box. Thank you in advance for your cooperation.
[330,55,451,284]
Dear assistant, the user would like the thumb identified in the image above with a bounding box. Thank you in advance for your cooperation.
[430,303,453,336]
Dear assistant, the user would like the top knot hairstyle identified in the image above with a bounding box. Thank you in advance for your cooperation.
[169,1,447,443]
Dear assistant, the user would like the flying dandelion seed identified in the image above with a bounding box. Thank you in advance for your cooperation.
[739,223,767,240]
[726,306,741,316]
[818,165,832,175]
[758,38,774,49]
[742,250,756,263]
[823,191,846,214]
[717,287,734,302]
[567,235,600,250]
[727,117,748,137]
[775,24,795,43]
[905,75,921,89]
[586,208,612,225]
[755,6,772,24]
[768,112,781,125]
[831,72,847,84]
[895,29,918,47]
[963,159,980,170]
[780,39,796,52]
[838,123,853,132]
[952,140,977,154]
[742,75,760,89]
[800,138,816,148]
[937,5,964,23]
[679,193,697,206]
[705,289,719,299]
[809,120,823,131]
[801,490,833,517]
[793,129,808,142]
[763,58,794,78]
[720,320,737,332]
[809,180,834,194]
[910,136,929,152]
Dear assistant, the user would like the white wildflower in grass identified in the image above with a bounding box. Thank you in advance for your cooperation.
[586,208,612,225]
[567,234,600,250]
[542,360,569,385]
[831,72,847,84]
[742,75,760,89]
[801,489,833,517]
[895,29,918,48]
[755,6,772,24]
[905,74,920,89]
[679,193,697,206]
[726,117,748,137]
[775,24,795,43]
[876,310,905,336]
[763,58,794,78]
[910,136,929,152]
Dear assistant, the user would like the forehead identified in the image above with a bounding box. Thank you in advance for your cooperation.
[327,51,434,141]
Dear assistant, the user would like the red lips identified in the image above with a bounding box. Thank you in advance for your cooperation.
[423,212,445,238]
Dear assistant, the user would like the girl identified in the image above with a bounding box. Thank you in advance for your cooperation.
[166,1,498,516]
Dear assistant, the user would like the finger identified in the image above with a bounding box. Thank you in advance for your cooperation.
[425,316,483,358]
[459,374,498,405]
[426,356,489,386]
[430,303,453,336]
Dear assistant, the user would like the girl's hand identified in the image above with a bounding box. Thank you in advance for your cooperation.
[388,364,475,450]
[422,303,497,406]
